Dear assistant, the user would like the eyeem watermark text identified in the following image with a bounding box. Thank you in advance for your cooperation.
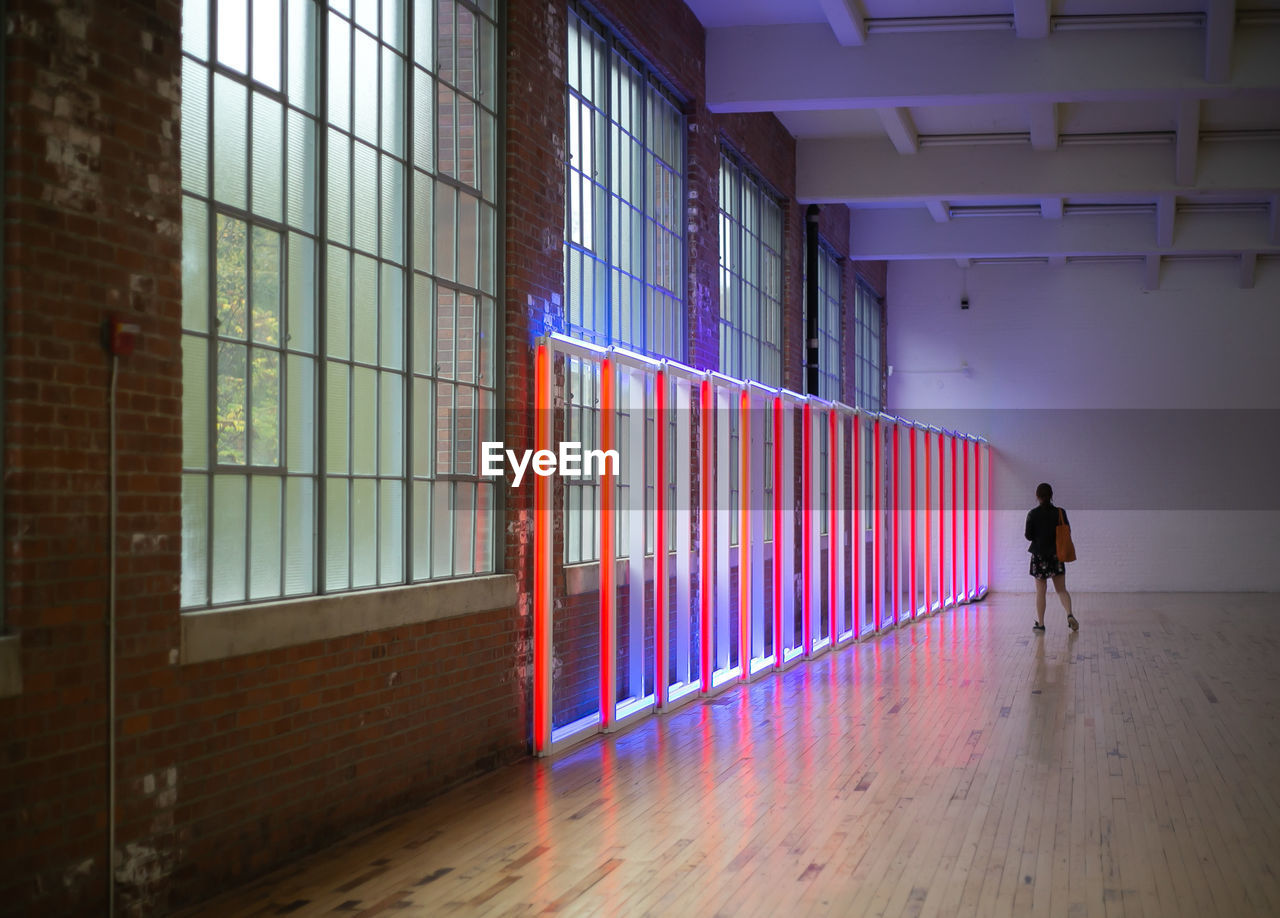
[481,442,620,487]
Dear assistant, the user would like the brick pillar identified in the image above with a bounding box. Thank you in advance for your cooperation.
[503,0,569,736]
[2,0,184,914]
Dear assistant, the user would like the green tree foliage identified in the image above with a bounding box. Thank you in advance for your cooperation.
[216,215,282,466]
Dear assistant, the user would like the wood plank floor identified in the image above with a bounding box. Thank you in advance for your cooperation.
[179,593,1280,917]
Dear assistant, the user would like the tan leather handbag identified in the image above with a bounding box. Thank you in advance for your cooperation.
[1056,508,1077,563]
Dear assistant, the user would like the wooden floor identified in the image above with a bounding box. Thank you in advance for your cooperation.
[181,593,1280,917]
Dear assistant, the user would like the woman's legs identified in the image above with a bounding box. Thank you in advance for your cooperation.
[1051,573,1073,619]
[1034,577,1047,625]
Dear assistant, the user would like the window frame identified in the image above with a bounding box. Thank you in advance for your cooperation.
[852,277,883,413]
[813,240,843,402]
[563,2,688,361]
[179,0,503,611]
[717,146,783,388]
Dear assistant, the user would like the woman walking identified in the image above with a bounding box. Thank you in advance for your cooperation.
[1026,482,1078,632]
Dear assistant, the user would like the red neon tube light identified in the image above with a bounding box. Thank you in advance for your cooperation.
[739,389,751,679]
[851,419,860,639]
[802,402,813,655]
[873,418,882,632]
[891,421,899,626]
[962,438,970,602]
[700,381,712,693]
[923,429,931,614]
[937,432,944,609]
[909,426,917,619]
[655,370,667,707]
[600,358,615,729]
[773,397,784,668]
[950,434,958,606]
[828,409,838,643]
[533,344,551,753]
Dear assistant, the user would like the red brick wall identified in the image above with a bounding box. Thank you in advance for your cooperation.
[3,0,185,912]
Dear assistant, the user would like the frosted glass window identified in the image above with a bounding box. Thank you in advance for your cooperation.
[564,4,686,361]
[718,150,782,387]
[853,279,883,412]
[815,243,843,402]
[182,0,500,608]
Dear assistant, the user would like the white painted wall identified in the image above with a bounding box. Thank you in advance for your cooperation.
[887,258,1280,593]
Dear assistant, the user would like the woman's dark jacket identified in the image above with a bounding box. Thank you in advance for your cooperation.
[1025,502,1068,560]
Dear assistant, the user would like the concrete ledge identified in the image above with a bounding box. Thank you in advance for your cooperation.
[0,633,21,697]
[181,574,518,664]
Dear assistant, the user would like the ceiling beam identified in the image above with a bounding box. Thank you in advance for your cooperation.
[1040,197,1063,220]
[1205,0,1236,83]
[877,107,919,154]
[1176,99,1200,186]
[1270,194,1280,244]
[844,208,1280,260]
[1144,255,1162,291]
[1240,251,1257,288]
[817,0,866,46]
[1157,193,1177,247]
[705,23,1280,112]
[926,200,950,223]
[1013,0,1051,39]
[796,135,1280,203]
[1027,102,1058,151]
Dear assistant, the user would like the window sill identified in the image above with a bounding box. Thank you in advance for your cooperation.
[0,633,21,697]
[180,574,518,664]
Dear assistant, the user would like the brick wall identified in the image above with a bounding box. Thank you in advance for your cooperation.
[3,0,185,912]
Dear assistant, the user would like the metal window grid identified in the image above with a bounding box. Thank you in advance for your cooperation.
[717,149,783,388]
[180,0,500,610]
[563,4,687,361]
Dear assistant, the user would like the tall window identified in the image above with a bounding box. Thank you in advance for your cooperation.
[564,5,686,360]
[718,150,782,387]
[180,0,500,608]
[852,279,882,412]
[814,243,843,402]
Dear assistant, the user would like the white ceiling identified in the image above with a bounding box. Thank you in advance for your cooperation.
[684,0,1280,281]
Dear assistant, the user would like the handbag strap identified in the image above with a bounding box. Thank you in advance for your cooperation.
[1058,508,1065,525]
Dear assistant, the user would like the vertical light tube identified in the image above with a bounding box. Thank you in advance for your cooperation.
[533,344,552,754]
[962,437,970,602]
[780,402,795,662]
[716,388,731,678]
[828,409,838,643]
[937,431,945,609]
[625,370,646,714]
[599,357,616,729]
[739,388,751,680]
[802,402,813,654]
[950,434,958,607]
[852,416,861,639]
[982,441,991,594]
[773,397,784,668]
[873,417,882,632]
[699,380,712,693]
[923,428,932,613]
[655,370,667,707]
[909,426,917,619]
[891,421,900,626]
[675,380,692,688]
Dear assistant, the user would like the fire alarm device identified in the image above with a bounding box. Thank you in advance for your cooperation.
[106,315,142,357]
